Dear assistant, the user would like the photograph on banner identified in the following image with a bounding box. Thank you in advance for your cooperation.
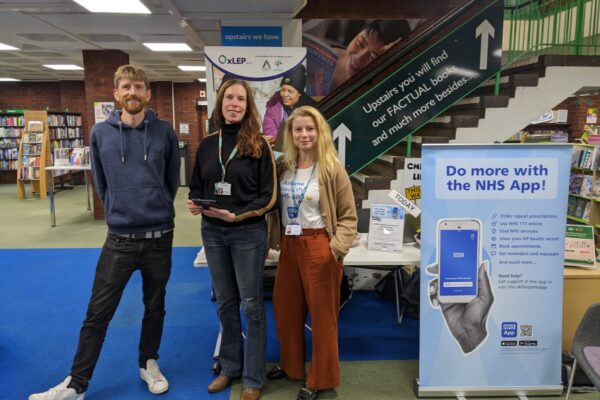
[302,19,428,97]
[418,144,570,395]
[204,46,311,147]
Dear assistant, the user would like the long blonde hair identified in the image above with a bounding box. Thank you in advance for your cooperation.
[213,79,263,158]
[282,106,341,182]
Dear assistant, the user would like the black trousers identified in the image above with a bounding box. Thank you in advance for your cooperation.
[68,232,173,393]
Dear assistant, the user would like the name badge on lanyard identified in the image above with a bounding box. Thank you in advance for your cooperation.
[285,223,302,236]
[216,131,238,197]
[215,182,232,196]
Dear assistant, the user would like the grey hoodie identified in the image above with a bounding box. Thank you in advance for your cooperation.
[90,109,180,234]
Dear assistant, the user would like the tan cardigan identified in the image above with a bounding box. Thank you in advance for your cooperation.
[269,160,358,259]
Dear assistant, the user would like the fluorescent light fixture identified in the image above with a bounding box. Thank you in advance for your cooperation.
[143,43,192,52]
[0,78,20,81]
[43,64,84,70]
[198,78,207,82]
[179,65,206,72]
[73,0,151,14]
[0,43,18,51]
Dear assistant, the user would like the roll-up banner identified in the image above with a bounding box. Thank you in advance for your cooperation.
[418,144,570,397]
[204,46,307,121]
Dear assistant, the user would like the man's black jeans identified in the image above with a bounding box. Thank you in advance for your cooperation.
[68,232,173,393]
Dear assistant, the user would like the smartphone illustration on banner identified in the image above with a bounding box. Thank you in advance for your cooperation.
[437,218,481,303]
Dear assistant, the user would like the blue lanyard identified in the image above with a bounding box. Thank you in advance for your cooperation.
[218,131,239,182]
[291,165,316,211]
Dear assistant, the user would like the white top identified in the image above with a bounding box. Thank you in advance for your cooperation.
[280,166,325,228]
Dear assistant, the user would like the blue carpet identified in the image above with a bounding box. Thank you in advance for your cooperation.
[0,248,418,399]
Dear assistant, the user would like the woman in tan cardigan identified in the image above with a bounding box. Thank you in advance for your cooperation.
[268,106,357,400]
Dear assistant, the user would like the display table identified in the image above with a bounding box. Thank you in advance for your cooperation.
[45,165,92,227]
[562,266,600,351]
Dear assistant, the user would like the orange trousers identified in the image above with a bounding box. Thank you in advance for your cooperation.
[273,228,343,390]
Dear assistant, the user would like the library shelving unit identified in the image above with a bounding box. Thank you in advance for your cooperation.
[0,111,24,182]
[16,110,51,199]
[47,111,84,185]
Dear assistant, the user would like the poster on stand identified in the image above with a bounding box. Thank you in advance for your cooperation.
[418,144,570,397]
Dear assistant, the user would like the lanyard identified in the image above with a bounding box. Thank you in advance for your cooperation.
[291,165,316,211]
[218,131,239,182]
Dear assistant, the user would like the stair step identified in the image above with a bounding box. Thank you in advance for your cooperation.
[412,135,450,144]
[472,73,539,97]
[428,114,479,128]
[413,127,455,140]
[351,172,392,191]
[452,95,510,110]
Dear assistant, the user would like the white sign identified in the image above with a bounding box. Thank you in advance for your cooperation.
[388,189,421,217]
[368,204,405,253]
[179,123,189,134]
[94,102,114,123]
[403,157,422,207]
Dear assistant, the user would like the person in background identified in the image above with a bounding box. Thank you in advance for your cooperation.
[263,64,317,150]
[186,79,277,400]
[329,19,411,91]
[29,64,180,400]
[267,106,357,400]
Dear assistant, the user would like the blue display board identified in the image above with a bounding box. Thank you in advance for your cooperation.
[418,144,570,397]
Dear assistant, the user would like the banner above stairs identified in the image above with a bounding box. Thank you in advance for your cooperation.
[328,0,503,175]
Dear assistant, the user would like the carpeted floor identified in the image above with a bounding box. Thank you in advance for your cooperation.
[0,247,422,400]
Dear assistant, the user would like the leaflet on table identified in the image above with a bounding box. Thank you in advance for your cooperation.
[564,224,596,268]
[367,204,404,253]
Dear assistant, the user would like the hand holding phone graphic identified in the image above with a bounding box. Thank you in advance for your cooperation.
[426,218,494,353]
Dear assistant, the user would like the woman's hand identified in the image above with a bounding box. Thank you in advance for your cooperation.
[201,207,236,222]
[186,199,202,215]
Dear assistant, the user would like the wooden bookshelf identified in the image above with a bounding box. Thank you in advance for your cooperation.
[0,111,24,183]
[16,110,51,199]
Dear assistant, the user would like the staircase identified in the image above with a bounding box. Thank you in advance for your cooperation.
[355,55,600,209]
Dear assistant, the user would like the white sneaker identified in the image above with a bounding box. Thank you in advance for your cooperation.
[29,376,85,400]
[140,359,169,394]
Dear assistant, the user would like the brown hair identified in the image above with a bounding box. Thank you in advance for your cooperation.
[114,64,149,89]
[212,79,263,158]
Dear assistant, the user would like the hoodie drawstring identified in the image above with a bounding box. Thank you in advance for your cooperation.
[118,121,125,163]
[143,120,148,161]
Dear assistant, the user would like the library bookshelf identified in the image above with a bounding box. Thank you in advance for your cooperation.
[16,110,51,199]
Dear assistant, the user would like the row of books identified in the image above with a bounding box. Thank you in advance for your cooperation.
[0,138,19,148]
[49,127,82,140]
[0,127,23,138]
[568,195,592,221]
[22,143,42,155]
[0,159,18,170]
[19,166,40,180]
[572,146,598,169]
[48,114,82,127]
[0,148,18,160]
[51,138,84,149]
[22,133,44,144]
[21,155,41,167]
[0,115,24,127]
[568,173,600,197]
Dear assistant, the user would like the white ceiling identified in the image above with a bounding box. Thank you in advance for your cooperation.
[0,0,306,82]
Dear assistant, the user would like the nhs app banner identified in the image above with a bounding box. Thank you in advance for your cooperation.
[419,144,570,396]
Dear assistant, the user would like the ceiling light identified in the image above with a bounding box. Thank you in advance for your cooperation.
[0,43,18,51]
[143,43,192,52]
[73,0,151,14]
[0,78,20,81]
[43,64,84,70]
[179,65,206,71]
[198,78,207,82]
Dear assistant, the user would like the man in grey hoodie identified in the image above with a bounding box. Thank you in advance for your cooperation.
[29,65,180,400]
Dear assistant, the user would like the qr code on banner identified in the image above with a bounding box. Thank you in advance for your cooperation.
[520,324,533,337]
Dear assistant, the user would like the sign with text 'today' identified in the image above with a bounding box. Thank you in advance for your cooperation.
[418,144,570,397]
[328,0,503,175]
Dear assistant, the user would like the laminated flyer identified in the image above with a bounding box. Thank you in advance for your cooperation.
[367,204,405,253]
[564,224,596,268]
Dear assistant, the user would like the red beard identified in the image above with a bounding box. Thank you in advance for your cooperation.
[119,95,147,115]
